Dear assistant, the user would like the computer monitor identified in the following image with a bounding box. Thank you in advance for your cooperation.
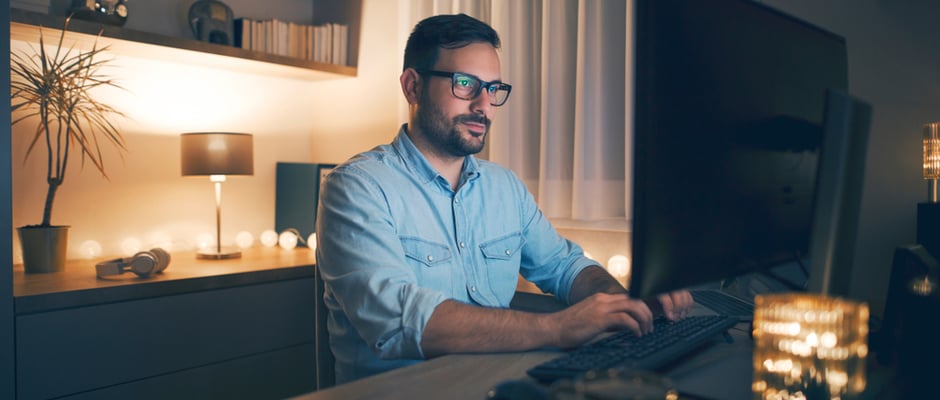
[628,0,870,299]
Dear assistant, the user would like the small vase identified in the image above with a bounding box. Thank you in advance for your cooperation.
[17,225,70,274]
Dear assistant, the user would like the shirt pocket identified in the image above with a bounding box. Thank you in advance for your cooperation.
[401,236,454,290]
[479,232,525,302]
[400,236,452,267]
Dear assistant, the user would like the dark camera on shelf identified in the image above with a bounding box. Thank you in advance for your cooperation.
[69,0,128,27]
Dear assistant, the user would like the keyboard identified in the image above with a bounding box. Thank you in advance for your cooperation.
[691,289,755,321]
[526,315,738,383]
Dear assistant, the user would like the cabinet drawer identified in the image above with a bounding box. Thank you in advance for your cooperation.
[16,278,316,400]
[58,344,316,400]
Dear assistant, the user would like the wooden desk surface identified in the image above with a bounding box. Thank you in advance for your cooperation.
[293,314,757,400]
[291,351,561,400]
[13,246,317,314]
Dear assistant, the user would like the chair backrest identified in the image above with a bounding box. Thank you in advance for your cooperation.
[315,266,335,390]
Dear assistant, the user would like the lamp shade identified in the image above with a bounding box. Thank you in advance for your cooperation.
[180,132,254,176]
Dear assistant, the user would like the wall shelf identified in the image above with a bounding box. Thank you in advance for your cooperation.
[10,8,357,81]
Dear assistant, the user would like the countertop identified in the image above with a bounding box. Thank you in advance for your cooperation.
[13,246,317,314]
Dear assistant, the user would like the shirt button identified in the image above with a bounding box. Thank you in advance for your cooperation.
[427,255,434,262]
[459,242,466,248]
[470,286,477,292]
[454,198,460,204]
[505,249,511,256]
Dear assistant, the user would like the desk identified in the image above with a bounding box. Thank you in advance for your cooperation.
[294,303,756,400]
[292,295,901,400]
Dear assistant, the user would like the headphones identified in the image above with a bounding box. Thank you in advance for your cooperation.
[96,248,171,279]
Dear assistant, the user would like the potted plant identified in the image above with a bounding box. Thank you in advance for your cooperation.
[10,17,126,273]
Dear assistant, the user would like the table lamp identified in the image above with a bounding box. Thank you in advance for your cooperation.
[181,132,254,259]
[923,122,940,202]
[919,122,940,256]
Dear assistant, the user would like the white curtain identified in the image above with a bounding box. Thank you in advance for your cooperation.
[400,0,633,225]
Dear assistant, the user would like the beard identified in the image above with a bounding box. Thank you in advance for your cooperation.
[415,89,490,157]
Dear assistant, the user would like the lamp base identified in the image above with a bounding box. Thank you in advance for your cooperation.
[196,248,242,260]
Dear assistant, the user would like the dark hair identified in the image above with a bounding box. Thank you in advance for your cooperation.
[403,13,500,72]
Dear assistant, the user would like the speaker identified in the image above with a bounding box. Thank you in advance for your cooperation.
[96,248,171,278]
[275,162,334,245]
[876,244,939,397]
[188,0,234,46]
[917,202,940,258]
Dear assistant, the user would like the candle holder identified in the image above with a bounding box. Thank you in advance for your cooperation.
[752,293,869,400]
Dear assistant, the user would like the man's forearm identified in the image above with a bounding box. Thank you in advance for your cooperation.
[567,265,628,304]
[420,299,557,358]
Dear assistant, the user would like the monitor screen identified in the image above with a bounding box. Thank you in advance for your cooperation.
[628,0,856,299]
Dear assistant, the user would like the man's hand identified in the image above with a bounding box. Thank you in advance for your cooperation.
[550,292,654,348]
[645,290,694,321]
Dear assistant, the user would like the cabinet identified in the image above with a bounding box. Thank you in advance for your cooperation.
[13,248,321,400]
[10,7,358,81]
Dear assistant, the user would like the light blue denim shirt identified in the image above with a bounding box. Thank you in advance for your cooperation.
[316,125,594,384]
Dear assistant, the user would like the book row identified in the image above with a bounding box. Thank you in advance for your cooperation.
[234,18,348,66]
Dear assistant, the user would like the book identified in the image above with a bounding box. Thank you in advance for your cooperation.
[233,17,252,50]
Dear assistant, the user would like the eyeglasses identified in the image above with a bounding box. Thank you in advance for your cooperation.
[420,70,512,106]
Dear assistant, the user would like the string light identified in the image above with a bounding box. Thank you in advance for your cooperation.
[235,231,255,249]
[278,230,298,250]
[260,229,279,247]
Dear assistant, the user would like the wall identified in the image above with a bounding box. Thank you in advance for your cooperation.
[758,0,940,316]
[10,0,935,319]
[10,0,403,262]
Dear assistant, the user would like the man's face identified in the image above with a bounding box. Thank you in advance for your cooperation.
[415,42,501,158]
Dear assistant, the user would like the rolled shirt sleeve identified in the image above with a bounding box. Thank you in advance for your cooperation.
[317,163,445,362]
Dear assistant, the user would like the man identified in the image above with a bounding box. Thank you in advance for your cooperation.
[315,13,693,384]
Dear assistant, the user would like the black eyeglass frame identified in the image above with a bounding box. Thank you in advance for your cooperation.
[420,70,513,106]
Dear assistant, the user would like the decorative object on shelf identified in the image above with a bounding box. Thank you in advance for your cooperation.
[68,0,129,27]
[918,122,940,256]
[180,132,254,259]
[11,16,127,274]
[923,122,940,202]
[752,293,869,400]
[188,0,234,46]
[95,247,171,279]
[260,229,279,247]
[278,229,300,250]
[235,230,254,249]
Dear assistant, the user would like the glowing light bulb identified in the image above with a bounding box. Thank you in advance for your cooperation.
[279,230,298,250]
[260,230,279,247]
[235,231,254,249]
[307,232,317,252]
[606,254,631,287]
[196,233,214,251]
[80,240,102,259]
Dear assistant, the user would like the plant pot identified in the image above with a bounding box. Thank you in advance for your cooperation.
[17,225,70,274]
